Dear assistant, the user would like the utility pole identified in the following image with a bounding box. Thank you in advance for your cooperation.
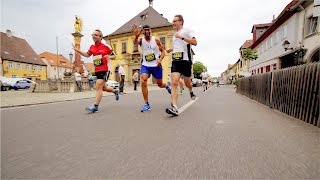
[56,36,59,79]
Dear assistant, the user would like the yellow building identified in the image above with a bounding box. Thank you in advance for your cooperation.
[237,40,253,78]
[104,6,174,85]
[1,31,47,80]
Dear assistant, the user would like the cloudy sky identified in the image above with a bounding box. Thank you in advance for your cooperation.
[2,0,293,76]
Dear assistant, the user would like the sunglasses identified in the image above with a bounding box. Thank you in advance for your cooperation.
[92,34,101,37]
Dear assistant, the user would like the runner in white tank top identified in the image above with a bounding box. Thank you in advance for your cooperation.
[132,24,171,112]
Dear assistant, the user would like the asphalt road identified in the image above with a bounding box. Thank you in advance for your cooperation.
[2,86,319,179]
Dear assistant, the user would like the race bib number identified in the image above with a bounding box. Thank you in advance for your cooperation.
[145,53,156,62]
[93,55,103,66]
[172,52,183,61]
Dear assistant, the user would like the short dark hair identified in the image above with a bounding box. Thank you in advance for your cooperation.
[142,25,150,29]
[94,29,103,37]
[174,14,184,25]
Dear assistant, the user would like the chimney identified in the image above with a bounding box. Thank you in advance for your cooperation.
[6,30,13,37]
[272,15,275,22]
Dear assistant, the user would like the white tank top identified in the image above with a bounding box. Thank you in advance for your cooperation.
[141,36,160,67]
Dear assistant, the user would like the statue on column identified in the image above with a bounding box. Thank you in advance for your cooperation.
[74,15,82,33]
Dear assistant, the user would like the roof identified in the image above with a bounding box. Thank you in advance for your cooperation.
[251,23,272,33]
[108,6,172,37]
[84,63,94,73]
[0,32,46,65]
[39,52,73,68]
[251,0,304,48]
[241,40,253,49]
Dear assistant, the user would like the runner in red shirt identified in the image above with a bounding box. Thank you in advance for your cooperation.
[73,29,119,113]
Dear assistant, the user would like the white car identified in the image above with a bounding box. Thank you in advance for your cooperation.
[106,80,119,90]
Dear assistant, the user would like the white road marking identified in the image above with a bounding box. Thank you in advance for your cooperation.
[178,97,199,114]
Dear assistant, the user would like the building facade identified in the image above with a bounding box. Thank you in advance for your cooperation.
[105,6,174,84]
[0,31,47,80]
[39,52,74,80]
[250,0,319,74]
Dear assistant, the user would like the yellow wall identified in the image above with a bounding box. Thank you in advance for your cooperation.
[2,60,47,80]
[106,27,174,85]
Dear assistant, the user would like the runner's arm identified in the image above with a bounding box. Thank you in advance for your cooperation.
[156,39,165,61]
[73,44,90,57]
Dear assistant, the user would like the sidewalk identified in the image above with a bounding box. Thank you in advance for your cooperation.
[0,84,162,108]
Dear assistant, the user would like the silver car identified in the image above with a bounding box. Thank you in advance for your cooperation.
[106,80,119,90]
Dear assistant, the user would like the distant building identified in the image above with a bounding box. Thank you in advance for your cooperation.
[39,52,73,79]
[0,30,47,80]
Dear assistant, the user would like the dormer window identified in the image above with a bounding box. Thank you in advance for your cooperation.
[140,14,148,20]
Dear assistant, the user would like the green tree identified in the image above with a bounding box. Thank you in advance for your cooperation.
[193,61,206,79]
[242,48,258,60]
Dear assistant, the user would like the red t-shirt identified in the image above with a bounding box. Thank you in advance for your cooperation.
[87,42,112,72]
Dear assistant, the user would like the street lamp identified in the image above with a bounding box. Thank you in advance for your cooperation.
[282,40,293,51]
[56,36,60,79]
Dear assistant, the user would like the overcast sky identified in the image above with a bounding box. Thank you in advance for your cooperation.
[2,0,293,76]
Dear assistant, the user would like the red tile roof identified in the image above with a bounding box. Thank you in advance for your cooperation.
[0,32,46,65]
[39,52,73,68]
[251,0,304,48]
[241,40,253,49]
[84,63,94,73]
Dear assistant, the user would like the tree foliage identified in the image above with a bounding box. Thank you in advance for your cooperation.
[242,48,258,60]
[193,61,206,79]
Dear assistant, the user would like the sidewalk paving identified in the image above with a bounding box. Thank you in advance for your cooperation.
[0,84,162,108]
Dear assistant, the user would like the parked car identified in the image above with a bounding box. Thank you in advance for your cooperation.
[0,80,11,91]
[106,80,119,90]
[12,79,35,90]
[192,78,202,87]
[219,80,226,85]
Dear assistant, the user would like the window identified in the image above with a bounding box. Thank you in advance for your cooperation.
[266,65,270,72]
[8,62,13,69]
[279,28,284,40]
[25,64,30,71]
[270,36,273,48]
[264,42,267,51]
[160,37,166,49]
[39,66,43,72]
[306,16,318,35]
[140,14,148,20]
[273,64,277,70]
[266,40,269,49]
[276,31,280,44]
[112,44,117,54]
[283,25,288,38]
[133,43,138,52]
[33,65,38,71]
[12,74,17,78]
[261,45,264,53]
[54,67,56,71]
[122,42,127,54]
[16,63,21,69]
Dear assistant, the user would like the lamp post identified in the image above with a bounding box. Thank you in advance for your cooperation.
[56,36,60,79]
[282,40,293,51]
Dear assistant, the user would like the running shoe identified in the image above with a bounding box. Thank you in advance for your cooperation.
[114,89,119,101]
[141,103,151,112]
[85,105,98,113]
[165,104,179,116]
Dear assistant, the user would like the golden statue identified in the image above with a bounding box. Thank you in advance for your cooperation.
[74,15,82,33]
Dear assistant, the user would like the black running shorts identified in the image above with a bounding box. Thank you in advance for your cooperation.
[171,60,192,77]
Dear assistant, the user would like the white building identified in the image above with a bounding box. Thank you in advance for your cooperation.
[39,52,73,80]
[249,0,319,74]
